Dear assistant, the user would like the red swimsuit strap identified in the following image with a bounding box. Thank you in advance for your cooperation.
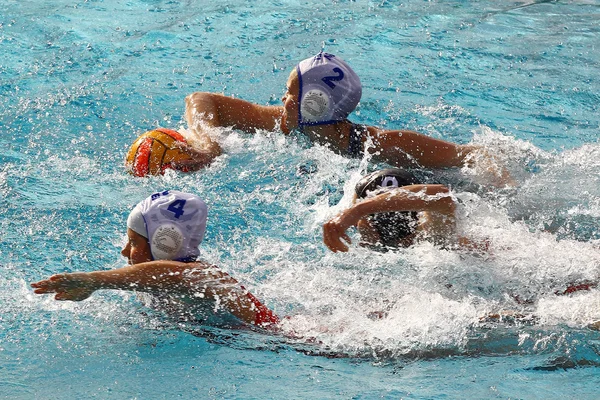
[244,291,280,327]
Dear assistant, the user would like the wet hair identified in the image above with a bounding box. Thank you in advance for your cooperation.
[354,168,419,247]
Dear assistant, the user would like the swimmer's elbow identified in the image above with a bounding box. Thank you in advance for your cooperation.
[186,92,217,107]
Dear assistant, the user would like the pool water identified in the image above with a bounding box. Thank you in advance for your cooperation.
[2,0,600,398]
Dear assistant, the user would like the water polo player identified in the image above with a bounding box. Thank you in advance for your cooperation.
[323,168,468,252]
[185,52,512,186]
[31,190,279,329]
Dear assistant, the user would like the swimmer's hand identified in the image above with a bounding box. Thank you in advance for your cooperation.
[463,146,516,188]
[323,210,361,252]
[323,218,352,252]
[172,141,222,170]
[31,273,96,301]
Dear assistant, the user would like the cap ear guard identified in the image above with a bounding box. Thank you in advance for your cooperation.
[300,88,332,123]
[150,223,184,260]
[296,52,362,126]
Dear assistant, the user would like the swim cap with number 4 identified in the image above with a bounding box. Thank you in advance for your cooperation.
[127,191,207,261]
[296,52,362,126]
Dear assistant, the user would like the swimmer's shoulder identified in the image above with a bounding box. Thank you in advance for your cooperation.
[358,123,435,140]
[182,261,238,281]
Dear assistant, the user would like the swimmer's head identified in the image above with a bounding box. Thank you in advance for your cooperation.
[355,168,419,247]
[355,168,417,199]
[127,190,207,262]
[296,52,362,126]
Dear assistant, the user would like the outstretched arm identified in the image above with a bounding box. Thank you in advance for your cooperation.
[31,261,278,326]
[323,184,456,252]
[366,128,469,168]
[31,261,212,300]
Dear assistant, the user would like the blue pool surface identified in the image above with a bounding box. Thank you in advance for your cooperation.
[2,0,600,398]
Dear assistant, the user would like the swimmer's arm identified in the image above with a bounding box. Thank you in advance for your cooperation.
[368,127,514,187]
[31,261,209,300]
[31,261,268,326]
[86,261,214,293]
[185,92,283,133]
[323,185,456,252]
[345,184,456,225]
[367,127,470,168]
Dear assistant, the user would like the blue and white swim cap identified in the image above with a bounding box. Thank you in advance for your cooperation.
[126,190,207,261]
[296,52,362,126]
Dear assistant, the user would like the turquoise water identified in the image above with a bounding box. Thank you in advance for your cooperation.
[2,0,600,398]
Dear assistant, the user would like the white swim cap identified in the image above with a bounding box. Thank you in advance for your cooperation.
[127,206,148,238]
[296,52,362,126]
[126,190,207,261]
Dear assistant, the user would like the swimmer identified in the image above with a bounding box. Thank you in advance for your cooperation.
[31,190,279,329]
[322,168,484,252]
[185,52,513,186]
[323,169,600,329]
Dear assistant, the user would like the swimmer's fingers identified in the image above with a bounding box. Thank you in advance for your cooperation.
[175,138,220,156]
[173,142,201,156]
[31,280,51,292]
[32,272,98,302]
[53,287,94,302]
[171,158,197,166]
[31,274,70,293]
[322,221,351,252]
[171,141,199,155]
[31,273,93,301]
[340,232,352,246]
[31,283,93,302]
[170,159,204,172]
[172,141,188,150]
[171,144,220,169]
[329,233,351,253]
[31,286,56,295]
